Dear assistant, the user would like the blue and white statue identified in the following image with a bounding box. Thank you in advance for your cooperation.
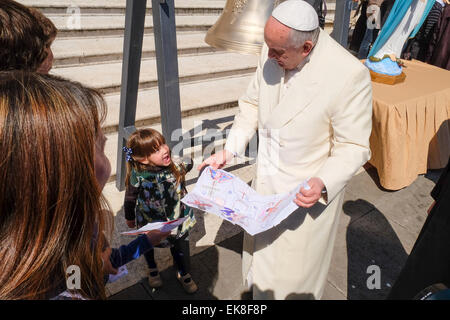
[365,0,435,81]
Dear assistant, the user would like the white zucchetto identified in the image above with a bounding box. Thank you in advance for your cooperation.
[272,0,319,31]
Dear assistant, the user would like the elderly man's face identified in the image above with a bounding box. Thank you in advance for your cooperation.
[264,17,313,70]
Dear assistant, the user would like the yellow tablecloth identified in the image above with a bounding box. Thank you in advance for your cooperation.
[369,60,450,190]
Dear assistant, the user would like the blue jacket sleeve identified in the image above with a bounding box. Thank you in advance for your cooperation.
[109,235,153,269]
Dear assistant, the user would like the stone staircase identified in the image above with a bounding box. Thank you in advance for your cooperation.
[16,0,337,296]
[19,0,336,180]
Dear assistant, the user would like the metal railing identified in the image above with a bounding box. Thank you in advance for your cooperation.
[116,0,182,191]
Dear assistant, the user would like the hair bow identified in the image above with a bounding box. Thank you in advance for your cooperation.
[122,146,133,162]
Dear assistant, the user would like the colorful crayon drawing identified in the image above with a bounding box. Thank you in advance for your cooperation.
[188,199,212,211]
[220,207,235,221]
[214,197,225,206]
[220,207,245,224]
[208,167,233,183]
[221,207,234,216]
[233,199,249,214]
[230,212,246,224]
[181,166,309,236]
[261,199,283,222]
[201,184,221,197]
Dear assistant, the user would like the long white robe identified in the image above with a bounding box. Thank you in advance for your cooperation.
[224,29,373,299]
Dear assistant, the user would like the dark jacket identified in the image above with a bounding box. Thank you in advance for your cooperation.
[388,157,450,299]
[428,4,450,70]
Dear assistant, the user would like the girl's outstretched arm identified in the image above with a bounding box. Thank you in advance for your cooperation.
[124,183,139,221]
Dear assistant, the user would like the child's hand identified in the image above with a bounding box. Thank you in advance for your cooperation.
[145,230,171,247]
[126,219,136,228]
[101,247,118,275]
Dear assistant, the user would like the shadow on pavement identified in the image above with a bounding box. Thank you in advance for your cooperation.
[109,231,246,300]
[343,199,408,300]
[240,285,314,300]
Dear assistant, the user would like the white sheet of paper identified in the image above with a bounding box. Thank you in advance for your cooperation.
[181,167,310,235]
[107,265,128,283]
[121,216,188,236]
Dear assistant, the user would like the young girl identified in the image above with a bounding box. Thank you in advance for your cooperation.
[123,128,198,293]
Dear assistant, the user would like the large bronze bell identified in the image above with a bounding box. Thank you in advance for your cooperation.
[205,0,285,55]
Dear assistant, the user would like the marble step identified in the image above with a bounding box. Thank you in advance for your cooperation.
[101,73,252,133]
[50,51,258,94]
[18,0,335,16]
[49,12,335,38]
[51,31,219,67]
[44,13,219,37]
[17,0,226,14]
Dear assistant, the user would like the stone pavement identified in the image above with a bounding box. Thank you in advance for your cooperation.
[108,165,443,300]
[109,232,247,300]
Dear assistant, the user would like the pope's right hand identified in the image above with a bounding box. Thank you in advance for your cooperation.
[197,149,234,171]
[145,230,171,247]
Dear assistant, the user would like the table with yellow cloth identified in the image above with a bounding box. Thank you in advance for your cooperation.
[369,59,450,190]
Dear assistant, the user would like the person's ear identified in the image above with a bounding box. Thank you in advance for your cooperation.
[302,41,314,56]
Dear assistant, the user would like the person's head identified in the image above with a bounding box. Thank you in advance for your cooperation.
[125,128,184,186]
[0,71,112,300]
[29,7,57,74]
[264,1,320,70]
[0,0,57,73]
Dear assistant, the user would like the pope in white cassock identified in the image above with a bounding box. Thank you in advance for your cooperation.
[199,0,373,299]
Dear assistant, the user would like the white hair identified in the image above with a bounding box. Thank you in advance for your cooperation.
[286,27,320,49]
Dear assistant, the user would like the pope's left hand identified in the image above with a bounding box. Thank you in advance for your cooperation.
[294,177,325,208]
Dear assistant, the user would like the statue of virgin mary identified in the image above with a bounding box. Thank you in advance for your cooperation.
[365,0,435,81]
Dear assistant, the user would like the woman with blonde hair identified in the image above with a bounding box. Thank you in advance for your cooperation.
[0,71,168,299]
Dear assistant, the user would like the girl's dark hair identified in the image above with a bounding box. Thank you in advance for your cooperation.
[0,0,57,71]
[0,70,112,300]
[125,128,185,186]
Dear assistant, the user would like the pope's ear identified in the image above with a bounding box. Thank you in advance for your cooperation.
[302,41,314,56]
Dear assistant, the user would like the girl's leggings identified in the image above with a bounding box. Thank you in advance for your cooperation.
[144,232,191,276]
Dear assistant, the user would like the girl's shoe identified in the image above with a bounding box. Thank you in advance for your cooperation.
[176,272,198,294]
[148,268,163,288]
